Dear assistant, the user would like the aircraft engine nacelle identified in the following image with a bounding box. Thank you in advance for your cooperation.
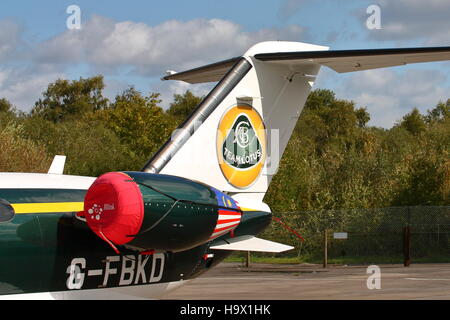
[82,171,242,252]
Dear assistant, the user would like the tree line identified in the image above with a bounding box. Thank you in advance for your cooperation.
[0,75,448,213]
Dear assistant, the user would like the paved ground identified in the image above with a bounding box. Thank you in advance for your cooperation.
[163,262,450,300]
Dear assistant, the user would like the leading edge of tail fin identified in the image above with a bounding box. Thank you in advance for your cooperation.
[143,41,328,202]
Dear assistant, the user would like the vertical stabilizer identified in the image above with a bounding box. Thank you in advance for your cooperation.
[143,41,329,203]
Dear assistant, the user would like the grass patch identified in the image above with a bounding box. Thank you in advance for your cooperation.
[224,253,450,265]
[224,255,309,264]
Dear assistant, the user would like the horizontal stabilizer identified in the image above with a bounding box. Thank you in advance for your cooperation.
[162,45,450,85]
[254,46,450,73]
[162,57,240,83]
[210,235,294,253]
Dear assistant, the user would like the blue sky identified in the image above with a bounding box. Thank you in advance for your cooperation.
[1,0,450,127]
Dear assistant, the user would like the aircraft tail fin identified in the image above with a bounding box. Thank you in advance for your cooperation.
[143,41,328,205]
[143,41,450,206]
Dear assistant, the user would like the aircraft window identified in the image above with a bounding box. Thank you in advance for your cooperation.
[0,199,15,223]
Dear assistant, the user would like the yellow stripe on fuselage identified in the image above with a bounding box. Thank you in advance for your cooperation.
[10,203,256,214]
[11,202,84,214]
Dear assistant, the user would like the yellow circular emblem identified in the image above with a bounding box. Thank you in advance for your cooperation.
[216,104,266,189]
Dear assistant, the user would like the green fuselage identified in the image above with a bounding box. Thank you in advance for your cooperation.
[0,187,270,296]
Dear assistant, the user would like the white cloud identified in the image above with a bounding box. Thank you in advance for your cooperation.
[5,10,449,123]
[0,15,307,112]
[364,0,450,44]
[329,66,450,128]
[0,19,23,62]
[0,67,66,111]
[34,15,307,76]
[0,19,68,111]
[153,80,214,110]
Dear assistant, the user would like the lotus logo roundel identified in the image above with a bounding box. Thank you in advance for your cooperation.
[217,104,266,189]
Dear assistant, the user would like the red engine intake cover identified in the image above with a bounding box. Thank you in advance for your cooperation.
[84,172,144,245]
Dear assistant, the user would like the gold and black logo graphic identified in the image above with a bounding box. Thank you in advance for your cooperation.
[217,104,266,189]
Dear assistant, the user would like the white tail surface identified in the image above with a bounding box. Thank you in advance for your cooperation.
[145,41,450,205]
[148,42,328,204]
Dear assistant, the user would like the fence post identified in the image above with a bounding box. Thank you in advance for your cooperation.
[323,229,328,268]
[245,251,251,268]
[437,224,440,243]
[403,225,411,267]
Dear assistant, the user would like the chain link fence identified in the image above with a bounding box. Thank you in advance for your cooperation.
[264,206,450,264]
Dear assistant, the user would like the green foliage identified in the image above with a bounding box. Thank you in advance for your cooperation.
[266,90,450,216]
[31,75,108,122]
[0,98,13,113]
[1,78,449,260]
[399,107,426,135]
[0,77,448,245]
[103,87,173,162]
[392,118,450,206]
[21,115,137,177]
[0,122,51,173]
[5,82,445,209]
[355,107,370,128]
[262,92,450,258]
[303,88,336,111]
[166,90,202,125]
[426,99,450,123]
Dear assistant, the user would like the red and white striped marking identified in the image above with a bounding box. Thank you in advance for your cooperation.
[209,209,242,240]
